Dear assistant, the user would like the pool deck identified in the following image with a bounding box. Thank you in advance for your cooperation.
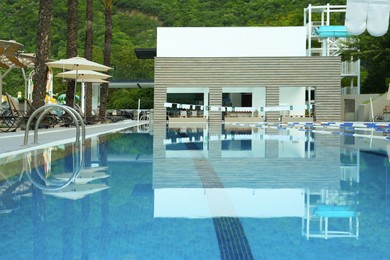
[0,120,142,159]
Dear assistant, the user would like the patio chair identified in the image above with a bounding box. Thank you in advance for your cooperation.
[0,94,26,132]
[0,93,60,132]
[191,110,198,117]
[180,110,187,118]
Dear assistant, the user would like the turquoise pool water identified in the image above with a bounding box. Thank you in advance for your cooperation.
[0,123,390,259]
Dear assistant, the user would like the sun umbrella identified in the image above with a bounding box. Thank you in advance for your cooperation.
[46,56,112,72]
[56,70,111,114]
[47,57,112,108]
[0,40,35,105]
[56,70,111,80]
[76,78,108,83]
[56,71,111,114]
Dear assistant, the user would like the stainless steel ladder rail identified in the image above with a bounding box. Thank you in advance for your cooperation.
[24,143,83,191]
[23,104,85,146]
[22,104,85,190]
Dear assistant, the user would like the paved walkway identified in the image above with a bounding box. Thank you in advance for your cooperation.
[0,120,142,158]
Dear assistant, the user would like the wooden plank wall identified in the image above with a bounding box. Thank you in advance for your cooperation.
[154,57,341,123]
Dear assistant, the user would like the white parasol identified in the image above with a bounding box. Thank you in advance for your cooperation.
[56,70,111,80]
[0,40,35,103]
[56,70,111,114]
[47,57,112,108]
[46,56,112,71]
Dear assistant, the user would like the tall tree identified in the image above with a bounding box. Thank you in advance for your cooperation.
[99,0,113,120]
[84,0,93,119]
[65,0,78,108]
[32,0,54,108]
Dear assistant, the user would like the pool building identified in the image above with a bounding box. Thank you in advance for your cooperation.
[153,26,342,124]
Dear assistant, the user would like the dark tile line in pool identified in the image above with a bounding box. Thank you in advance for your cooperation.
[213,217,254,260]
[193,159,254,260]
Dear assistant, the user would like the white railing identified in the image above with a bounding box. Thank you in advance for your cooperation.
[341,60,359,76]
[341,87,359,95]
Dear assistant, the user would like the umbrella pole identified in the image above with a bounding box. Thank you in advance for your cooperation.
[81,80,85,117]
[73,69,78,109]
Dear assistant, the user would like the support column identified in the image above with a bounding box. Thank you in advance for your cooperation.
[153,84,167,123]
[266,85,280,122]
[208,87,222,124]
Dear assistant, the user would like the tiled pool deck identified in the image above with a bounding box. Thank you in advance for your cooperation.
[0,120,140,158]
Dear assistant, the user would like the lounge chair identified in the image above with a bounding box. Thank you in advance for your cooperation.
[0,94,26,132]
[0,93,63,132]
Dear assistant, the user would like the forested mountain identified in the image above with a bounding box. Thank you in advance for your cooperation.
[0,0,389,109]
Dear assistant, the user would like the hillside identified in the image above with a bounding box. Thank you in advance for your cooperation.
[0,0,389,108]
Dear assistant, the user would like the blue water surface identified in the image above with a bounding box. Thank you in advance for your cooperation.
[0,124,390,259]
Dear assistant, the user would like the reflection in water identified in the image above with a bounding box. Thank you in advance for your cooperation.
[303,189,359,239]
[155,188,305,218]
[32,181,46,258]
[1,124,390,258]
[0,136,110,259]
[155,124,362,240]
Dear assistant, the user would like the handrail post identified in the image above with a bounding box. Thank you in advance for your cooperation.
[22,103,86,191]
[23,104,85,146]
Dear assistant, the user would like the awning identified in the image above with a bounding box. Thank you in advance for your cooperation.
[135,48,156,59]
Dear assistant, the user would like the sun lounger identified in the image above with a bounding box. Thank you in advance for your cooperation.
[0,93,62,132]
[0,94,26,132]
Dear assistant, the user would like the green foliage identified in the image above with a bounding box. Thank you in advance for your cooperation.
[0,0,388,105]
[0,0,157,98]
[343,32,390,94]
[108,88,153,109]
[106,133,153,154]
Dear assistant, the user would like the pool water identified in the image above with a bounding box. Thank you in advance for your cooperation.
[1,123,390,259]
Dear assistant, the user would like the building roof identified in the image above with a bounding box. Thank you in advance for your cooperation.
[134,48,156,59]
[92,79,154,89]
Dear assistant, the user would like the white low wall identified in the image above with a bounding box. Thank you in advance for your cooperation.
[157,27,306,57]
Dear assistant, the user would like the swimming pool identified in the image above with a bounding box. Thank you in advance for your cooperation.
[0,123,390,259]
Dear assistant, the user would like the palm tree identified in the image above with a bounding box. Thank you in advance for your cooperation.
[84,0,93,119]
[99,0,113,120]
[32,0,54,108]
[65,0,78,108]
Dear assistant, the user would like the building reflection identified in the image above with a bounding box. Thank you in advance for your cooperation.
[153,123,361,239]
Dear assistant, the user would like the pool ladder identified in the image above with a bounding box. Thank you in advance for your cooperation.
[22,104,85,191]
[23,104,85,146]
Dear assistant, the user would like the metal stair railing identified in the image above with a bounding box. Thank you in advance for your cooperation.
[23,104,85,146]
[21,104,85,191]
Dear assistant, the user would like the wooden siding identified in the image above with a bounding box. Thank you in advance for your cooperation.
[209,87,223,125]
[154,57,341,122]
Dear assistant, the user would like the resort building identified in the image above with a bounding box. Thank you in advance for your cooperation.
[153,26,342,123]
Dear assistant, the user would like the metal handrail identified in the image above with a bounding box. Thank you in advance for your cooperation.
[23,104,85,146]
[22,104,86,191]
[24,144,83,191]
